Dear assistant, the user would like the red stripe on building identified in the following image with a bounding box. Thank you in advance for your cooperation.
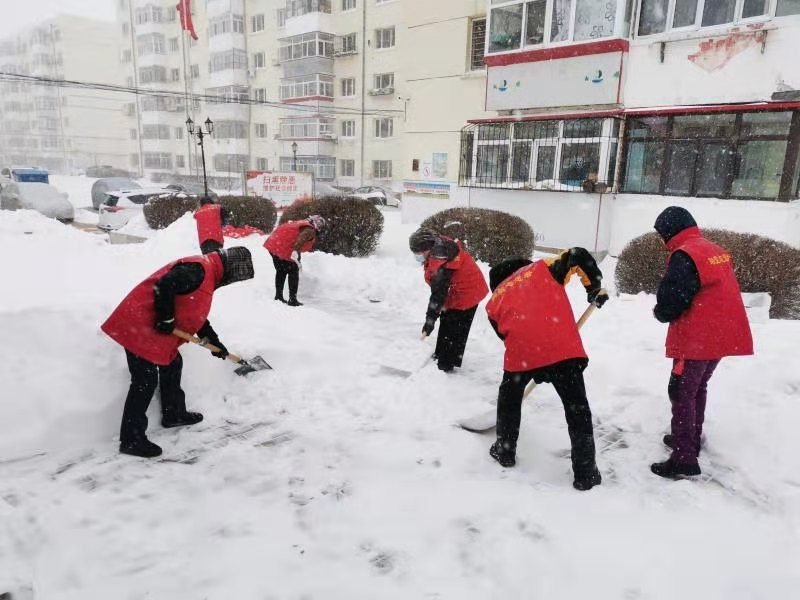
[484,39,630,68]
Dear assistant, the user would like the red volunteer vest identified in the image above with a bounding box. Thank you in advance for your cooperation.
[664,227,754,360]
[486,260,587,372]
[194,203,223,245]
[101,254,223,366]
[264,221,315,261]
[424,239,489,311]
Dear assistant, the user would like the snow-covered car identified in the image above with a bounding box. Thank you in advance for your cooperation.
[97,187,176,230]
[165,182,218,199]
[91,177,141,209]
[0,181,74,222]
[313,182,347,198]
[349,186,400,207]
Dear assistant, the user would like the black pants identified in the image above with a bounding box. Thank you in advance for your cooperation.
[200,239,223,254]
[496,359,597,477]
[271,253,299,300]
[120,350,187,444]
[434,306,478,372]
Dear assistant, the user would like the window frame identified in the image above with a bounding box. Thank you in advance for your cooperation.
[340,159,356,176]
[375,26,396,49]
[373,160,393,178]
[341,120,356,137]
[374,117,394,138]
[341,77,357,97]
[252,14,266,32]
[635,0,780,39]
[469,17,487,71]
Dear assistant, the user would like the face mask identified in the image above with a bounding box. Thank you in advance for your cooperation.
[414,253,425,264]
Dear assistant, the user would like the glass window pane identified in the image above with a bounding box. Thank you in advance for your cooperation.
[742,0,769,18]
[672,0,698,28]
[536,145,556,181]
[665,142,698,195]
[512,142,531,182]
[559,143,601,185]
[574,0,617,41]
[696,144,734,195]
[525,0,546,45]
[563,119,603,138]
[628,116,670,139]
[478,123,510,140]
[514,120,559,139]
[777,0,800,16]
[476,145,509,182]
[732,141,787,198]
[740,112,793,137]
[672,114,736,138]
[624,141,665,192]
[606,142,619,185]
[638,0,668,35]
[489,5,523,53]
[701,0,736,26]
[551,0,571,42]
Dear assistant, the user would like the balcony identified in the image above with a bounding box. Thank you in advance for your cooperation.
[279,74,334,103]
[284,0,333,37]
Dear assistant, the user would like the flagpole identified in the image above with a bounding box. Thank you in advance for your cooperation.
[180,27,193,179]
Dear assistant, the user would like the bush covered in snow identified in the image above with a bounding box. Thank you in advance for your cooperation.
[219,195,277,233]
[615,229,800,320]
[143,193,199,229]
[279,196,384,257]
[420,207,535,266]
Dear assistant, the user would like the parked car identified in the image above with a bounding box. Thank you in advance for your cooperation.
[165,182,218,199]
[86,165,133,178]
[91,177,141,209]
[98,187,181,230]
[313,182,347,198]
[0,181,74,222]
[349,186,400,207]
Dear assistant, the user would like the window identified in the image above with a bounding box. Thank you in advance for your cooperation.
[777,0,800,16]
[255,123,268,137]
[341,77,356,97]
[469,18,487,70]
[143,152,172,169]
[166,6,177,22]
[279,155,336,179]
[373,160,392,178]
[209,50,247,73]
[213,154,249,172]
[136,33,166,56]
[341,120,356,137]
[122,49,132,63]
[623,111,800,200]
[175,127,184,140]
[343,0,357,9]
[375,26,395,49]
[169,37,179,52]
[280,117,334,138]
[210,14,245,36]
[252,14,265,32]
[139,66,167,83]
[253,52,266,69]
[341,159,355,176]
[277,7,287,26]
[254,88,267,102]
[142,124,171,139]
[257,158,269,170]
[280,74,334,99]
[638,0,771,36]
[374,73,394,90]
[286,0,332,17]
[374,118,394,138]
[489,3,523,52]
[171,68,180,81]
[214,121,249,139]
[338,32,358,54]
[135,5,163,25]
[279,32,334,61]
[460,118,619,190]
[176,155,185,168]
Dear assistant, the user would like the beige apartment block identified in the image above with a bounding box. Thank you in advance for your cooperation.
[0,16,131,173]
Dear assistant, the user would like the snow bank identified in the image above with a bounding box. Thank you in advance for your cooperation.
[1,203,799,599]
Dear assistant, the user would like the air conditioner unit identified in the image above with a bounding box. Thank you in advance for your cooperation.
[368,87,394,96]
[247,68,257,78]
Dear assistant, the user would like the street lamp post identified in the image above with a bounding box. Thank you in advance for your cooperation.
[186,117,214,197]
[291,141,298,172]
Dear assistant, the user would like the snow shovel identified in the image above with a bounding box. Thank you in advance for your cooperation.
[378,333,433,378]
[173,329,272,376]
[457,299,602,433]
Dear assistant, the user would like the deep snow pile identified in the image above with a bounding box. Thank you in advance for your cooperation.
[1,207,800,599]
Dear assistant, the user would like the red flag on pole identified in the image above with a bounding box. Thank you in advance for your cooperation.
[177,0,199,41]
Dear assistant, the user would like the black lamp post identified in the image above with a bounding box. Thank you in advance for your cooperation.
[291,141,298,171]
[186,117,214,198]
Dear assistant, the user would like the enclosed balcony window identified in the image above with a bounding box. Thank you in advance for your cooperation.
[279,32,334,62]
[209,49,247,73]
[280,117,335,138]
[279,155,336,180]
[280,74,334,100]
[636,0,774,37]
[286,0,332,18]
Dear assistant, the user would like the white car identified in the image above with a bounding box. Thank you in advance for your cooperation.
[98,187,177,230]
[349,186,400,207]
[0,181,74,222]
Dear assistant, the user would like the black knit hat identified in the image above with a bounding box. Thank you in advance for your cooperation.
[409,228,439,253]
[654,206,697,242]
[218,247,254,287]
[489,258,534,292]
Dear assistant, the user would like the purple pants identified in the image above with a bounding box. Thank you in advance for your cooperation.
[668,359,720,465]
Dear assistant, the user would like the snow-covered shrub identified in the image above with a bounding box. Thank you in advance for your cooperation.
[219,195,277,233]
[142,193,199,229]
[279,196,384,257]
[615,229,800,320]
[420,207,535,266]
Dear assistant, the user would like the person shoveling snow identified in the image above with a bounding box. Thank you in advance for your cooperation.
[101,247,255,458]
[264,215,326,307]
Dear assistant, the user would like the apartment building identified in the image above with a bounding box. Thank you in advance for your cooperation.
[401,0,800,255]
[0,16,130,173]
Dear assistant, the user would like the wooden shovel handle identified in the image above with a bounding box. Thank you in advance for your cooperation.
[173,329,245,364]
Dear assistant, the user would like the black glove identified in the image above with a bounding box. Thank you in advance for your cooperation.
[154,318,175,334]
[209,340,229,360]
[587,288,609,308]
[422,319,436,337]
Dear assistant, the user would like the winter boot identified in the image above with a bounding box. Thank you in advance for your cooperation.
[489,439,516,468]
[650,459,701,480]
[162,411,204,429]
[274,294,287,303]
[120,437,163,458]
[573,467,602,491]
[663,434,705,452]
[287,298,303,307]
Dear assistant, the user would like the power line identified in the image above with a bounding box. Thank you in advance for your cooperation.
[0,72,404,118]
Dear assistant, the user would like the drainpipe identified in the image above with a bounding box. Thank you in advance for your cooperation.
[128,0,144,177]
[359,0,366,187]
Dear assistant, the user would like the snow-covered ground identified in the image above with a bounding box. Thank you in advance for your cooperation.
[1,194,799,599]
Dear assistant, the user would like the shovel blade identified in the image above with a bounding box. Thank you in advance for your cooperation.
[378,365,413,378]
[234,355,272,377]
